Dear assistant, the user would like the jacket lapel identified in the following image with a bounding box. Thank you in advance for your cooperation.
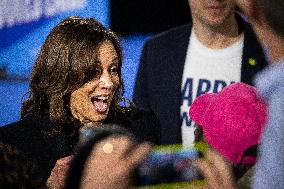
[159,24,192,144]
[240,16,268,85]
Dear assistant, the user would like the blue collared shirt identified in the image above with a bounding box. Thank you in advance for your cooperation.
[253,60,284,189]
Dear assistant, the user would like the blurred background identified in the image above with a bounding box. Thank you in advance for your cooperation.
[0,0,190,125]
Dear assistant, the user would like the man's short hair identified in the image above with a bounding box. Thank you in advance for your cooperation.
[257,0,284,37]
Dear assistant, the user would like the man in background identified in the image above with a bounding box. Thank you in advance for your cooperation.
[133,0,267,145]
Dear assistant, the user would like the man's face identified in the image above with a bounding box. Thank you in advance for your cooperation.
[188,0,236,28]
[70,40,120,123]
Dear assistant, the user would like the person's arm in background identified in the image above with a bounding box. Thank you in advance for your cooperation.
[133,41,150,110]
[253,91,284,189]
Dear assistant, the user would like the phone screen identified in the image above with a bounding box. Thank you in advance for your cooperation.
[136,144,205,187]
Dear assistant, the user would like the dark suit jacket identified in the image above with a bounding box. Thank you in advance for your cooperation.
[133,19,268,145]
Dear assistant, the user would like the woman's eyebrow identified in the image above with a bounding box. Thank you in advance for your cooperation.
[111,57,119,63]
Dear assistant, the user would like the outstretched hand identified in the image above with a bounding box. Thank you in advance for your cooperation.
[192,149,236,189]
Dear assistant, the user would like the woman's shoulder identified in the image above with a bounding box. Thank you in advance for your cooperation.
[0,116,72,153]
[0,114,55,133]
[0,118,39,139]
[0,117,73,186]
[0,115,77,172]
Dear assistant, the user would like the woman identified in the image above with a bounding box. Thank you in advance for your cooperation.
[0,16,160,187]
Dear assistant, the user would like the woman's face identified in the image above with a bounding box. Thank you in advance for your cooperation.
[70,40,120,123]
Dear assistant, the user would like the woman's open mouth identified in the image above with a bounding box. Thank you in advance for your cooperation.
[91,96,110,113]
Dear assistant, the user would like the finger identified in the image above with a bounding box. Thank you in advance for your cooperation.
[47,169,60,189]
[124,142,152,169]
[56,155,73,166]
[192,159,221,189]
[204,149,230,168]
[205,149,235,188]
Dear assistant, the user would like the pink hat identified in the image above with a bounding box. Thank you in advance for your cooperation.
[189,82,267,165]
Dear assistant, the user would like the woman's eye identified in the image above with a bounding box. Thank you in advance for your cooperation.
[110,66,118,74]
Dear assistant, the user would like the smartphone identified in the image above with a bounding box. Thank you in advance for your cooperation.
[136,144,206,187]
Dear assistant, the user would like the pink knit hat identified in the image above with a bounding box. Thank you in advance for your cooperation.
[189,82,267,165]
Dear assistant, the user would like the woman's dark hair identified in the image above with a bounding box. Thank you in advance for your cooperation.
[21,16,134,127]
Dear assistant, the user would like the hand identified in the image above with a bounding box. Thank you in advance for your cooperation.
[47,155,73,189]
[192,149,236,189]
[80,135,152,189]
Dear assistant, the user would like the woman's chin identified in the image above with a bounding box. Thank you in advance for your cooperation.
[90,109,109,122]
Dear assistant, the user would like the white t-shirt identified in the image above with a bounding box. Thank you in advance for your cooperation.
[181,29,244,146]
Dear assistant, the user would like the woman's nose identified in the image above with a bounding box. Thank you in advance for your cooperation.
[99,72,113,89]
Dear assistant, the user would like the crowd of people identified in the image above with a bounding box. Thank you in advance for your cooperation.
[0,0,284,188]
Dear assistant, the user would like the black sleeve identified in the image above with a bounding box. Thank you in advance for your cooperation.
[0,120,56,185]
[130,109,161,145]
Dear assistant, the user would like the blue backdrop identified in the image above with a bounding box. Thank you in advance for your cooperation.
[0,0,150,125]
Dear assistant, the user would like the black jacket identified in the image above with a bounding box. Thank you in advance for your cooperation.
[133,18,268,145]
[0,110,160,186]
